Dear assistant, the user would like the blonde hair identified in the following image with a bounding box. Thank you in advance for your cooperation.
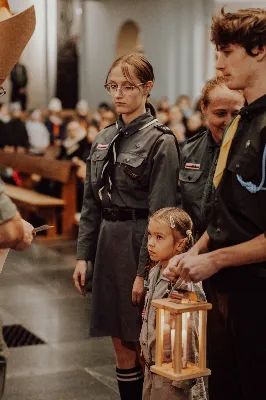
[150,207,194,253]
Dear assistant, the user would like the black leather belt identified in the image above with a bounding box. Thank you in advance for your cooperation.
[102,208,149,222]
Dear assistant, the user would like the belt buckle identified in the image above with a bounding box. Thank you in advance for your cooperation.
[110,209,118,221]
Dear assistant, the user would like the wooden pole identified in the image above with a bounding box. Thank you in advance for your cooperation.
[173,314,182,374]
[155,309,164,367]
[199,310,207,369]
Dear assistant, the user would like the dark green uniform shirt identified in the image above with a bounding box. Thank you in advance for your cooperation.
[180,130,218,236]
[77,112,181,275]
[207,95,266,291]
[0,178,17,224]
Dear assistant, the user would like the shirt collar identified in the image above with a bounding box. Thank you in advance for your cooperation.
[206,129,219,149]
[239,93,266,118]
[116,111,154,137]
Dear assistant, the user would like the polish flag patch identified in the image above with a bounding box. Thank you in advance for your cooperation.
[185,163,200,170]
[97,144,109,150]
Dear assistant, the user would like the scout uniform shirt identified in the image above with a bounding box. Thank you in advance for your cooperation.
[207,96,266,292]
[0,178,17,224]
[179,130,219,237]
[140,264,207,399]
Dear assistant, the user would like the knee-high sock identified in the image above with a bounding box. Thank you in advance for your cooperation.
[116,365,144,400]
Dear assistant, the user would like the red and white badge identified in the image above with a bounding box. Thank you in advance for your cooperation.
[97,144,109,150]
[185,162,200,170]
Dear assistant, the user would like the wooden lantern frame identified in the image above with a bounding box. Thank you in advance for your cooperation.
[150,298,212,381]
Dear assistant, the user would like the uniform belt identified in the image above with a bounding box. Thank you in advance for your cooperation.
[102,208,149,222]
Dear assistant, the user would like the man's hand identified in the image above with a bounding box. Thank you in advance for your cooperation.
[176,253,220,283]
[163,253,187,280]
[12,219,34,251]
[132,276,144,306]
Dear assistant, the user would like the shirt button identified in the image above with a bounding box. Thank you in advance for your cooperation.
[125,158,130,162]
[125,132,128,136]
[216,228,221,233]
[135,143,140,148]
[236,163,240,169]
[142,342,146,346]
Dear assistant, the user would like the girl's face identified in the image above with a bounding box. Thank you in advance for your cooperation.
[106,65,152,117]
[202,85,244,145]
[148,219,182,265]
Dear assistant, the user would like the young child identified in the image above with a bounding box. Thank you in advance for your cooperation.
[140,207,207,400]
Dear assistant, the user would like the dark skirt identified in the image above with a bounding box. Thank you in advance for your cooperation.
[90,218,147,341]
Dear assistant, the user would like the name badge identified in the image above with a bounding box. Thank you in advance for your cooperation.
[97,144,109,150]
[185,163,200,170]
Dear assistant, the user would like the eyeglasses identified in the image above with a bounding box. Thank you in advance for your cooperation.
[104,82,147,95]
[0,88,6,98]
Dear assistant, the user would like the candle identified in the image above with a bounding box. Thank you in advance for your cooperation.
[171,328,175,362]
[182,313,188,368]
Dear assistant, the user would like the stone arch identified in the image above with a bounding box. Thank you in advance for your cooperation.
[116,20,143,58]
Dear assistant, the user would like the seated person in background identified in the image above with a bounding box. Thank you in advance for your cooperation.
[176,94,193,119]
[0,103,11,149]
[157,107,169,125]
[168,105,184,125]
[25,109,50,154]
[45,97,66,146]
[75,99,90,130]
[185,111,205,139]
[3,102,29,153]
[157,96,170,113]
[59,120,87,161]
[168,121,186,146]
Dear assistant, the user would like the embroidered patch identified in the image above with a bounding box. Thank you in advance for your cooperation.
[185,163,200,170]
[97,144,109,150]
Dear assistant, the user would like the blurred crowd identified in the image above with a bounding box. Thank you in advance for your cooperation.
[0,94,206,218]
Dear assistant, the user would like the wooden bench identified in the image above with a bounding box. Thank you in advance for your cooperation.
[0,150,77,239]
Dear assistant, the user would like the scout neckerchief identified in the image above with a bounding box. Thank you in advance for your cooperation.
[98,117,158,205]
[213,114,241,188]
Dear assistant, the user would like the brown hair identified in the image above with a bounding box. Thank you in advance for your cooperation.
[150,207,194,253]
[201,76,244,107]
[211,7,266,56]
[105,53,156,117]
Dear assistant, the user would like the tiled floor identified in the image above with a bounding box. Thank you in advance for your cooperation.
[0,241,119,400]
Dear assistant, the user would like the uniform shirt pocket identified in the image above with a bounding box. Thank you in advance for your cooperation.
[179,169,203,183]
[115,152,147,188]
[90,148,109,183]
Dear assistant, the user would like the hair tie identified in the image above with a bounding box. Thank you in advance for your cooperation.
[186,229,192,238]
[170,215,176,229]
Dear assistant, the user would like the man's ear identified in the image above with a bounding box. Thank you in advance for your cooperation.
[251,45,266,61]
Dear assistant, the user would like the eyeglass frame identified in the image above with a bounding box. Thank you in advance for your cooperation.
[104,82,148,95]
[0,88,6,98]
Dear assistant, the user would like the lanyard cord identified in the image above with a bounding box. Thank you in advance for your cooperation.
[236,144,266,193]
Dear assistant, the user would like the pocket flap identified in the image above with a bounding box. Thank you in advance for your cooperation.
[91,148,109,161]
[117,152,145,168]
[179,169,203,183]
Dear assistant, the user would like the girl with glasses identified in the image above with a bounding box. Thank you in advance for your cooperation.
[73,53,181,400]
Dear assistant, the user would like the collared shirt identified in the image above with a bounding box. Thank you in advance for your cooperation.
[180,130,219,236]
[0,178,17,224]
[207,94,266,291]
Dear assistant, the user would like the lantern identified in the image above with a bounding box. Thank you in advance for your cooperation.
[150,297,212,381]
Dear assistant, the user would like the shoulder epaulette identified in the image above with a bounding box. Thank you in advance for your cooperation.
[155,123,172,134]
[187,129,207,144]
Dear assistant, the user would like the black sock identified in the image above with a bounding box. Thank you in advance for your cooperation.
[116,365,144,400]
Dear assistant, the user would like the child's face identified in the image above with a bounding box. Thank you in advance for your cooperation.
[147,219,181,264]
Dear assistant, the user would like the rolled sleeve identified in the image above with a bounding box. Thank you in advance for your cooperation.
[0,180,17,224]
